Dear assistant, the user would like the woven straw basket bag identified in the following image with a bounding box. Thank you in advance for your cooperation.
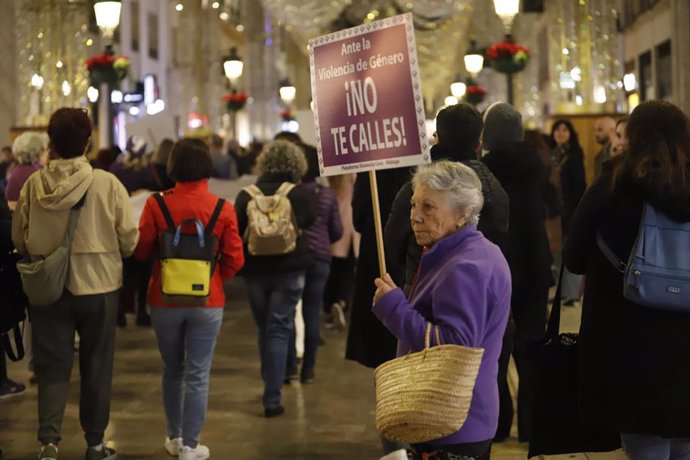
[374,323,484,444]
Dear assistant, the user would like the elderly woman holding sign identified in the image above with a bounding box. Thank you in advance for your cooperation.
[372,161,511,460]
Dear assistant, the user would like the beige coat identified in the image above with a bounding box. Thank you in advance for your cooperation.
[12,156,139,295]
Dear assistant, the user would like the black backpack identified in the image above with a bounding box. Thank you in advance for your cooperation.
[0,250,28,361]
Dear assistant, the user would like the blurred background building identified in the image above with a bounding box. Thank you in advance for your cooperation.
[0,0,688,174]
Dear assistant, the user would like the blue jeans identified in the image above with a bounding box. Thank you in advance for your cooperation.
[621,433,690,460]
[150,306,223,448]
[245,271,305,409]
[287,261,331,376]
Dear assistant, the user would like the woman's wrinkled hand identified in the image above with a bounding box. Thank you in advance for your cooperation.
[373,273,397,305]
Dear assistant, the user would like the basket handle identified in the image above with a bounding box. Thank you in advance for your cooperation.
[424,323,432,349]
[423,323,444,349]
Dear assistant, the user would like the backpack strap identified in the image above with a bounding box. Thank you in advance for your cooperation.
[243,185,264,199]
[596,232,626,274]
[275,182,296,197]
[153,193,176,232]
[205,199,226,237]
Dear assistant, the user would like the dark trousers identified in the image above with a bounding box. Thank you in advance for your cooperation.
[287,261,331,376]
[31,290,119,446]
[0,344,7,383]
[323,254,356,314]
[496,318,516,440]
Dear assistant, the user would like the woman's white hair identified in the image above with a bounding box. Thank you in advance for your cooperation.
[412,160,484,225]
[257,140,308,182]
[12,132,48,164]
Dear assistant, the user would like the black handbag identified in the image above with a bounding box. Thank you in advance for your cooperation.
[0,250,28,361]
[528,264,621,458]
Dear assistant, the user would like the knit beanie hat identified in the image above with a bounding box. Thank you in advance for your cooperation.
[482,102,523,151]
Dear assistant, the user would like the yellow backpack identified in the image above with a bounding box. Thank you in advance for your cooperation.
[153,194,225,305]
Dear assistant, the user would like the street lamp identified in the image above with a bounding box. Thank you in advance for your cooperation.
[223,47,244,82]
[94,1,122,41]
[450,77,466,99]
[93,0,121,148]
[493,0,520,105]
[493,0,520,35]
[279,78,296,105]
[464,40,484,78]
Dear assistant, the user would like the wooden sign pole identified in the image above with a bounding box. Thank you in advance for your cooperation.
[368,170,387,277]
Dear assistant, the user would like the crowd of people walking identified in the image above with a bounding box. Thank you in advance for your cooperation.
[0,99,688,460]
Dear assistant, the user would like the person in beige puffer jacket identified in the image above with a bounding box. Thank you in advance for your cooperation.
[11,107,138,460]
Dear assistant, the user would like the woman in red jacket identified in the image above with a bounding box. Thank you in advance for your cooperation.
[134,138,244,460]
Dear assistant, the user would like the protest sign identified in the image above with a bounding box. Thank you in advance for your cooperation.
[309,13,429,177]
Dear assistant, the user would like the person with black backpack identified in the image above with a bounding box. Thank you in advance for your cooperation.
[234,140,316,418]
[564,101,690,459]
[134,138,244,460]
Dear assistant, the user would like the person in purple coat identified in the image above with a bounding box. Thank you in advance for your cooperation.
[373,161,511,460]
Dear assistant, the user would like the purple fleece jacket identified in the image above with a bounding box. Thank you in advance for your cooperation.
[372,225,511,445]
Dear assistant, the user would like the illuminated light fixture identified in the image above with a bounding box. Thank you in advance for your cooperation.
[623,73,636,92]
[223,47,243,81]
[61,81,71,96]
[147,99,165,115]
[570,66,582,82]
[175,3,183,11]
[450,80,467,98]
[111,90,123,103]
[279,78,296,104]
[87,86,99,102]
[463,40,484,77]
[236,24,245,32]
[211,1,220,8]
[288,120,300,132]
[493,0,520,34]
[593,85,607,104]
[93,1,122,40]
[444,95,459,106]
[219,11,229,20]
[562,47,569,55]
[31,73,44,89]
[129,106,140,116]
[56,60,64,69]
[575,95,583,106]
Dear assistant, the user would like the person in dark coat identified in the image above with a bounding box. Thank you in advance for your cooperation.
[285,144,343,384]
[0,186,27,400]
[549,119,586,305]
[481,103,552,442]
[346,166,411,460]
[234,140,316,418]
[346,167,411,368]
[564,101,690,459]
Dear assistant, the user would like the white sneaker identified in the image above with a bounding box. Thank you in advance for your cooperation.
[178,444,210,460]
[164,437,183,456]
[380,449,408,460]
